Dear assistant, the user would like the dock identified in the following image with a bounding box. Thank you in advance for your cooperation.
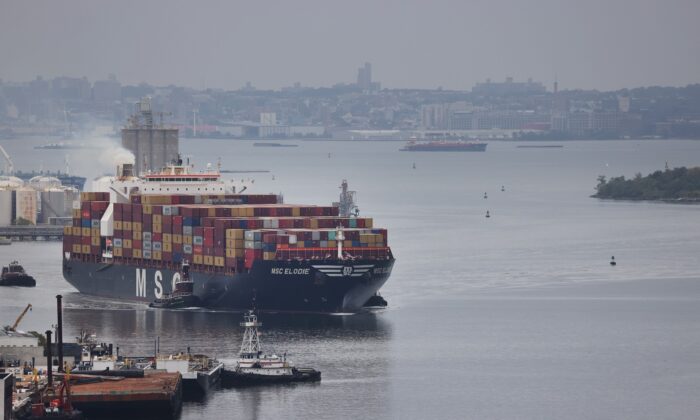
[0,225,64,241]
[68,371,182,419]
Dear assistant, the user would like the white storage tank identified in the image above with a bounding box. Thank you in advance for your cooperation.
[28,175,62,190]
[39,188,67,223]
[0,176,23,189]
[0,189,12,226]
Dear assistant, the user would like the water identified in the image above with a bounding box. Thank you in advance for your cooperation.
[1,138,700,419]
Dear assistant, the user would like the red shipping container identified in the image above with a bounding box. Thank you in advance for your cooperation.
[152,232,162,242]
[123,248,132,258]
[173,216,183,226]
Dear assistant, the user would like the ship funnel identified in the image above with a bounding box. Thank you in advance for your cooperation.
[119,163,134,178]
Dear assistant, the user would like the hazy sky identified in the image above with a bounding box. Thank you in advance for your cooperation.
[1,0,699,91]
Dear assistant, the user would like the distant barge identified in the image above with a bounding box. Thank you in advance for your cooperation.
[253,142,298,148]
[400,140,487,152]
[516,145,564,148]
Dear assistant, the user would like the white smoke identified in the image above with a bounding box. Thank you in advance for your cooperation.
[98,141,135,171]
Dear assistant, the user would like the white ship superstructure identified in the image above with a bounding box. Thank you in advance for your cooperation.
[93,157,253,202]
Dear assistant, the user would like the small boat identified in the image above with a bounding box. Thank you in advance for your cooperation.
[0,236,11,245]
[149,261,200,309]
[363,292,388,308]
[1,261,36,287]
[610,256,617,266]
[222,311,321,387]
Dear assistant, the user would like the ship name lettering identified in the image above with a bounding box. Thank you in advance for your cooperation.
[154,271,163,299]
[271,268,310,275]
[135,268,147,297]
[172,273,180,292]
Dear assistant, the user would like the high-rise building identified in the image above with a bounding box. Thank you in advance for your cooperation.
[357,62,372,90]
[121,97,179,175]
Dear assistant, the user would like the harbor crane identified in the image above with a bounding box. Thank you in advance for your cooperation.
[5,303,32,332]
[0,144,14,175]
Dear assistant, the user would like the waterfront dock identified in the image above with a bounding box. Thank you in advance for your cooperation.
[0,225,64,241]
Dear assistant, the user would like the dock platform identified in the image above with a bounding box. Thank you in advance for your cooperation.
[69,371,182,419]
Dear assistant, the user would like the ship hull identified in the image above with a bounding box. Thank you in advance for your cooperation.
[62,257,394,313]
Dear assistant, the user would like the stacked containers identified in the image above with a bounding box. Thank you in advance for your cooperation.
[66,193,390,273]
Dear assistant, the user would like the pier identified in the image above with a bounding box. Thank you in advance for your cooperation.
[0,225,64,241]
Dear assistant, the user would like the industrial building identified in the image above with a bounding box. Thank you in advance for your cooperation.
[0,176,78,226]
[121,97,179,176]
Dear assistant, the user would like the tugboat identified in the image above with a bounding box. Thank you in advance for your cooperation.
[221,311,321,386]
[1,261,36,287]
[149,261,200,309]
[363,292,388,308]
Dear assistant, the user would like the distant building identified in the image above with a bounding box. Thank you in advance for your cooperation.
[121,97,179,175]
[421,104,449,129]
[357,62,372,90]
[472,77,547,96]
[260,112,277,125]
[93,74,122,103]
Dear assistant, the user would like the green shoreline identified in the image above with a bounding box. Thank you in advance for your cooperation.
[593,166,700,202]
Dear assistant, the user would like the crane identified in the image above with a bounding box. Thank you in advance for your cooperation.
[7,303,32,332]
[0,144,14,175]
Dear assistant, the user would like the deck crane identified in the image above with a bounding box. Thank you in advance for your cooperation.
[0,144,14,175]
[6,303,32,332]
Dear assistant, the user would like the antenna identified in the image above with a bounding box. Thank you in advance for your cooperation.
[192,109,198,137]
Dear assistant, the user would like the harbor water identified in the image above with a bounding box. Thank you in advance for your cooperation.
[2,138,700,419]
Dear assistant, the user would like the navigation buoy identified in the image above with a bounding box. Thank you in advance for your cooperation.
[610,256,616,266]
[484,192,488,199]
[328,153,331,158]
[272,175,275,180]
[412,162,416,169]
[485,210,490,218]
[501,185,505,192]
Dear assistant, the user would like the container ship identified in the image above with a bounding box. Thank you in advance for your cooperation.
[62,160,394,313]
[400,139,487,152]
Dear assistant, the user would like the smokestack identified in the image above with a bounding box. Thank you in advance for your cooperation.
[45,330,53,387]
[56,295,64,372]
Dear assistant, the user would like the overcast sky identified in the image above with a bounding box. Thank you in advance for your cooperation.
[1,0,699,91]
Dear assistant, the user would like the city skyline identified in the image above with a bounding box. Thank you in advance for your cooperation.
[1,0,699,91]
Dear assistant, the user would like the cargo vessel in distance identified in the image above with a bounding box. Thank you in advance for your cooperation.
[400,139,487,152]
[62,160,394,313]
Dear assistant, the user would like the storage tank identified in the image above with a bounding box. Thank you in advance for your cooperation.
[14,188,37,224]
[29,176,62,191]
[39,188,67,223]
[0,176,23,189]
[0,189,12,226]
